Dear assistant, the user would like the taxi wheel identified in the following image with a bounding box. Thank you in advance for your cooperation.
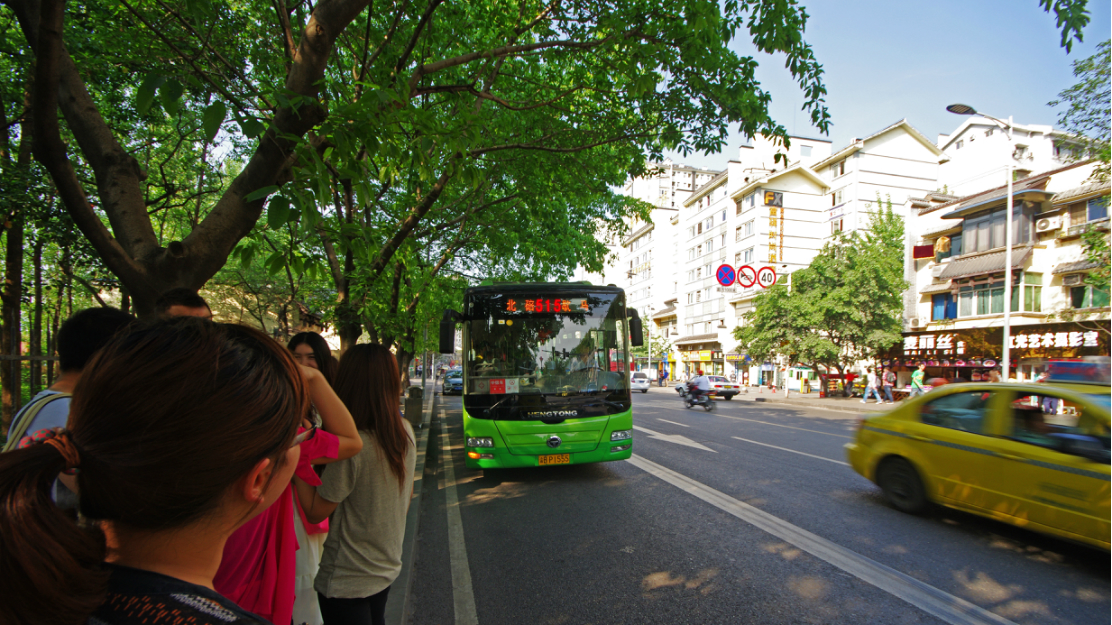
[877,457,928,514]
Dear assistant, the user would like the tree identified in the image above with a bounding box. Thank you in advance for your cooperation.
[733,198,906,394]
[1049,39,1110,181]
[6,0,841,319]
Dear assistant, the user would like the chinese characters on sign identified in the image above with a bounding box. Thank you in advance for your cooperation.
[505,297,589,313]
[1011,331,1098,349]
[901,330,1099,356]
[903,334,963,355]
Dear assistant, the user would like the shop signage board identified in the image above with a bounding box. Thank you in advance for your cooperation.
[893,323,1107,365]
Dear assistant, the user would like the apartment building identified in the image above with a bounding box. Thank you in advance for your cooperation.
[811,119,942,236]
[937,118,1088,197]
[903,160,1109,382]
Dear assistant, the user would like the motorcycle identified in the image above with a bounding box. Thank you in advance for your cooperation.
[678,384,715,411]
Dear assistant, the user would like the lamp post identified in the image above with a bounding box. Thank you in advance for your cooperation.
[946,104,1014,378]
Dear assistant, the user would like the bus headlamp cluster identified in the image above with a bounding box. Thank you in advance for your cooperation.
[467,437,494,448]
[610,430,632,442]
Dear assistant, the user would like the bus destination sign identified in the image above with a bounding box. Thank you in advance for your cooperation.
[504,297,590,314]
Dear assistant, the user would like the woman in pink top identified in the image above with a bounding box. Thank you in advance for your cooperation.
[213,362,362,625]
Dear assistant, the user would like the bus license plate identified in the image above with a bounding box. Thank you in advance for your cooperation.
[538,454,570,466]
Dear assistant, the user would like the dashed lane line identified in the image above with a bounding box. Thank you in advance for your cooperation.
[626,454,1017,625]
[657,418,689,428]
[439,411,480,625]
[730,436,848,466]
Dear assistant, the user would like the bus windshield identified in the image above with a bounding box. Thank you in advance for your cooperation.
[465,290,630,398]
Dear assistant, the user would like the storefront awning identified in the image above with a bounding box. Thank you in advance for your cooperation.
[652,305,677,320]
[919,281,952,295]
[674,333,721,346]
[937,246,1033,280]
[1053,259,1102,275]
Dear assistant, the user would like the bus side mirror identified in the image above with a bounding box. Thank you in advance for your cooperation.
[628,309,644,347]
[439,310,460,354]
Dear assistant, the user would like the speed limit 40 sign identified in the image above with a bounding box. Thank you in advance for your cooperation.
[756,266,777,288]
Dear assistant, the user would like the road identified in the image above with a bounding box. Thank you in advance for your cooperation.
[408,386,1109,625]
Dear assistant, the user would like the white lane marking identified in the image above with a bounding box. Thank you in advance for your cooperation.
[632,425,716,452]
[439,413,480,625]
[730,436,848,466]
[717,413,854,439]
[627,455,1018,625]
[657,418,689,428]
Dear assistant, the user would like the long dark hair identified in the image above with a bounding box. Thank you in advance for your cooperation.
[288,331,338,386]
[334,344,413,489]
[0,319,307,625]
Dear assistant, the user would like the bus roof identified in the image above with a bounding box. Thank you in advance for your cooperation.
[468,281,623,293]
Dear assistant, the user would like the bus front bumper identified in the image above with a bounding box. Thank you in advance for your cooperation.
[464,442,633,470]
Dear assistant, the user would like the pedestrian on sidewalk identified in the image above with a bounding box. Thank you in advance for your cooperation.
[909,363,927,398]
[861,368,881,404]
[880,367,895,404]
[295,344,416,625]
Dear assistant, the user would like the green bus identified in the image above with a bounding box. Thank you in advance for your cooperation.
[439,282,644,469]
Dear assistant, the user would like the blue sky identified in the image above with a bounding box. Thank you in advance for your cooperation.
[667,0,1112,168]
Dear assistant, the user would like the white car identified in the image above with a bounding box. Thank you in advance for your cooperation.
[631,371,651,393]
[707,375,741,400]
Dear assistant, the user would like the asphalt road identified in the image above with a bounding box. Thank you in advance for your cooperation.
[408,386,1109,625]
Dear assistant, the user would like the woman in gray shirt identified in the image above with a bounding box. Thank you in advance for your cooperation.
[295,344,416,625]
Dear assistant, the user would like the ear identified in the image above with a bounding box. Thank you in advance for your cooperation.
[241,456,274,504]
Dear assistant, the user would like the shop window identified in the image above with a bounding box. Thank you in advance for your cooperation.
[1022,273,1041,312]
[1070,285,1111,309]
[919,391,994,433]
[932,293,957,320]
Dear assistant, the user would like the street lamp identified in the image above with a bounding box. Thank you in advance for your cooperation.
[946,104,1015,378]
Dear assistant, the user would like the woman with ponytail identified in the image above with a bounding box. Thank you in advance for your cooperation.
[294,344,416,625]
[0,318,309,625]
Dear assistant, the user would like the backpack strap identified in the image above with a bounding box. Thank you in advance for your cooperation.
[2,393,73,452]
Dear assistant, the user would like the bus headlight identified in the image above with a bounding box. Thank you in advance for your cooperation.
[610,430,632,442]
[467,437,494,448]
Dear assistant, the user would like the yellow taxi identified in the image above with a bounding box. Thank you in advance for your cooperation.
[845,380,1110,550]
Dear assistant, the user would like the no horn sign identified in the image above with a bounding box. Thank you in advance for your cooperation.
[729,265,777,288]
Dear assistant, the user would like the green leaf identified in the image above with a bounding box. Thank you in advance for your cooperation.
[239,118,266,138]
[202,102,227,142]
[244,185,278,202]
[136,74,164,115]
[159,79,184,116]
[267,195,291,229]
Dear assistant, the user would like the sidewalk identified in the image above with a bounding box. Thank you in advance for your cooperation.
[644,384,894,414]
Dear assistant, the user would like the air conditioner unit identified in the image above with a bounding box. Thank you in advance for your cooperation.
[930,265,946,277]
[1063,274,1084,286]
[1035,216,1061,233]
[908,318,921,328]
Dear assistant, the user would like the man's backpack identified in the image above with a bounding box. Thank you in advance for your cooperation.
[884,371,895,385]
[2,393,72,452]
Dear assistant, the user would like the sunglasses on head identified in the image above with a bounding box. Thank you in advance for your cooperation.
[289,425,317,448]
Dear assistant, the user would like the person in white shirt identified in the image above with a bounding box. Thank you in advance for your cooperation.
[861,367,881,404]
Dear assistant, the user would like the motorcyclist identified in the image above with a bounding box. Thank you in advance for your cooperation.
[687,370,712,404]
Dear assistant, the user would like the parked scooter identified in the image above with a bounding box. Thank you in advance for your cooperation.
[678,383,715,411]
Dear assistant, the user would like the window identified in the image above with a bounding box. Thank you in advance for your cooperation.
[961,205,1033,253]
[1088,196,1108,221]
[742,248,754,263]
[956,140,964,149]
[1021,272,1041,312]
[705,217,714,230]
[687,292,694,304]
[919,391,993,433]
[720,233,726,248]
[830,160,845,179]
[931,293,957,320]
[706,238,714,252]
[696,290,702,302]
[744,220,754,237]
[688,248,695,260]
[696,244,702,256]
[721,210,727,222]
[831,218,844,234]
[735,227,743,242]
[697,222,703,234]
[1070,285,1110,309]
[1008,392,1101,450]
[734,252,742,264]
[831,188,845,207]
[801,145,812,157]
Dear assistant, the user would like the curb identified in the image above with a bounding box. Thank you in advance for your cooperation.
[386,385,437,625]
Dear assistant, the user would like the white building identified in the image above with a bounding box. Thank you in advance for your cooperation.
[937,118,1087,197]
[811,119,943,236]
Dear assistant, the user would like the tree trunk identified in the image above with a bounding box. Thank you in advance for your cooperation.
[30,236,43,395]
[2,210,25,429]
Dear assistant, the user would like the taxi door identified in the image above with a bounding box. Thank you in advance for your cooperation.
[911,388,1008,511]
[976,391,1111,544]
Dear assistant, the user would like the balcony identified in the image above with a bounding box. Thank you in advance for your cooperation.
[1059,217,1110,240]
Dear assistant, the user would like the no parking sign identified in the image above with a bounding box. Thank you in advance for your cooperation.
[715,264,736,286]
